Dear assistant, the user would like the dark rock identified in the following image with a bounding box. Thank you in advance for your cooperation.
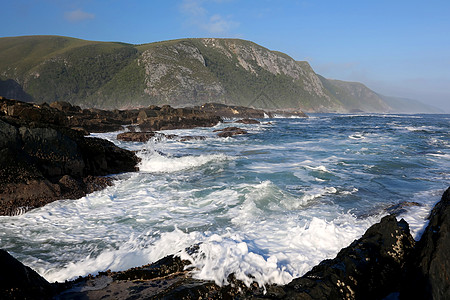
[113,255,191,281]
[0,98,139,215]
[117,131,156,142]
[0,249,54,299]
[214,126,248,137]
[196,102,270,119]
[401,187,450,300]
[283,215,415,300]
[138,106,222,131]
[236,118,261,124]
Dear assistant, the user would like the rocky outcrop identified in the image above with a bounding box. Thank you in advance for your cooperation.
[401,187,450,300]
[137,105,222,131]
[196,102,270,119]
[214,126,248,137]
[0,98,140,215]
[1,97,137,134]
[236,118,261,124]
[283,215,415,299]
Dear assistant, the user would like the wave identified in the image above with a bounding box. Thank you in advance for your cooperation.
[138,150,230,173]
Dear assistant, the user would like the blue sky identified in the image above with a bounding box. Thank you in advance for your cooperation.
[2,0,450,111]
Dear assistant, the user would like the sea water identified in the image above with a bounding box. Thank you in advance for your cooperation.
[0,114,449,286]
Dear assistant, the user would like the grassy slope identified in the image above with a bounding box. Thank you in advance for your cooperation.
[2,35,434,112]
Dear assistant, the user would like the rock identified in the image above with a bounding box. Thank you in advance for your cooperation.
[401,187,450,300]
[138,106,221,131]
[196,102,270,119]
[0,98,139,215]
[283,215,415,300]
[236,118,260,124]
[214,126,248,137]
[0,249,54,299]
[117,131,156,142]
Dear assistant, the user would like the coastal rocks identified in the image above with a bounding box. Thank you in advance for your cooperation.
[401,187,450,300]
[196,102,270,119]
[214,126,248,137]
[0,98,139,215]
[0,249,53,299]
[0,97,136,134]
[236,118,260,124]
[283,215,415,300]
[117,131,156,142]
[137,105,222,131]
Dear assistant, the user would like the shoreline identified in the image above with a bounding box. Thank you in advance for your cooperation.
[1,187,449,299]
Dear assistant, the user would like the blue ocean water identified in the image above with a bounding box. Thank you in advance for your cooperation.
[0,113,449,286]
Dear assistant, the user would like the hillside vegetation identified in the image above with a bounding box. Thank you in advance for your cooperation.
[0,35,438,113]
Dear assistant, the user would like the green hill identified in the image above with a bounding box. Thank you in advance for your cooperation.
[0,35,437,113]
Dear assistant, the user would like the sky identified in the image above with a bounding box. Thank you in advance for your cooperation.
[2,0,450,112]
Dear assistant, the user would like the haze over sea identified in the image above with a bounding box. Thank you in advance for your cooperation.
[1,113,449,286]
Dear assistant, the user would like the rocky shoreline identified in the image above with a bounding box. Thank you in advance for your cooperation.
[1,188,448,299]
[0,97,304,215]
[1,97,448,299]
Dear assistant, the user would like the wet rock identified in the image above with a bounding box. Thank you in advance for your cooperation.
[138,106,221,131]
[284,215,415,300]
[196,102,270,119]
[214,126,248,137]
[401,187,450,300]
[0,98,139,215]
[0,249,54,299]
[117,131,156,142]
[236,118,260,124]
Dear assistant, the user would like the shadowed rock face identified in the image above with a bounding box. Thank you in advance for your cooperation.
[401,187,450,300]
[0,98,140,215]
[0,249,53,299]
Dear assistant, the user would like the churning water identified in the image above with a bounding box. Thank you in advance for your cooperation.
[1,113,449,287]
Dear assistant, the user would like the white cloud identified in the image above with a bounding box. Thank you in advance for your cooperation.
[180,0,239,35]
[65,9,95,22]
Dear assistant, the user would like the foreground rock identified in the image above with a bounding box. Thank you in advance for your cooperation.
[0,98,140,215]
[401,187,450,300]
[0,249,53,299]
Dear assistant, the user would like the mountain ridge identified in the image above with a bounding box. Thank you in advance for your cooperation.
[0,35,438,113]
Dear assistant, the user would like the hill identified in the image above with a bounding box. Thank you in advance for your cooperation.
[0,35,438,113]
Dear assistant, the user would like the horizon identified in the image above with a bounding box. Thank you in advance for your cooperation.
[2,0,449,112]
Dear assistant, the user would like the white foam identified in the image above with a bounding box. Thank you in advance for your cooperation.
[138,150,230,173]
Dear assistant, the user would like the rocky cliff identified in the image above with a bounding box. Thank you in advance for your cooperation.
[0,35,435,113]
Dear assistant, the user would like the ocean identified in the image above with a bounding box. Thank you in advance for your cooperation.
[1,113,449,287]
